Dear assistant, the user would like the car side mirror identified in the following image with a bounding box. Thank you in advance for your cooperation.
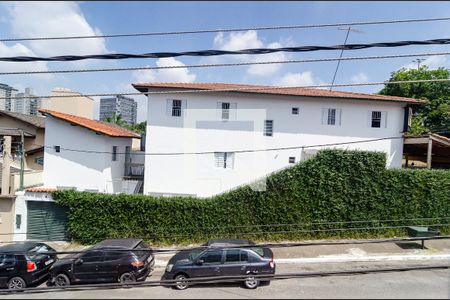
[195,259,204,265]
[75,258,83,266]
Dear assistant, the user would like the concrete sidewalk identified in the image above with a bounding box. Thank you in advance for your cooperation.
[47,238,450,268]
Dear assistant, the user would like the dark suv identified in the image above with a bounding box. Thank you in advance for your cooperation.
[0,242,57,290]
[48,238,154,286]
[162,239,275,290]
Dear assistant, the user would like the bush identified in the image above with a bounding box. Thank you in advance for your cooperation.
[53,149,450,245]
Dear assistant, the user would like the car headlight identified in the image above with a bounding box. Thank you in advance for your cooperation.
[166,264,173,272]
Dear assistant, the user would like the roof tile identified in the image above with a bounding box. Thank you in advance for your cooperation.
[39,109,140,138]
[132,82,425,104]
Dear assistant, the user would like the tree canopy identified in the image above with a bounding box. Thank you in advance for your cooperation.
[379,66,450,136]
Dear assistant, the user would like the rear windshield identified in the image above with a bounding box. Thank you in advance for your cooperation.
[249,247,264,257]
[26,244,55,260]
[133,241,151,257]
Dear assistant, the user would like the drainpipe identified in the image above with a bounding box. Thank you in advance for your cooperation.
[1,136,12,196]
[18,129,24,191]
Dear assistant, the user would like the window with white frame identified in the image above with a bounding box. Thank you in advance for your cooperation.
[370,111,387,128]
[214,152,234,169]
[264,120,274,136]
[217,102,237,121]
[167,99,186,117]
[321,108,342,126]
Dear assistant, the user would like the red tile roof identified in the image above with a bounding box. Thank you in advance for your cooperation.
[132,82,426,104]
[39,109,140,138]
[25,187,57,193]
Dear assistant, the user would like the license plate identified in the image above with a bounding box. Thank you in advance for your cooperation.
[45,259,54,266]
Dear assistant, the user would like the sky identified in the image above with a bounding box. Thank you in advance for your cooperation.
[0,1,450,122]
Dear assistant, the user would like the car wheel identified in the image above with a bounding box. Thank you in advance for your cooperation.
[8,277,26,290]
[55,274,71,287]
[244,275,259,289]
[174,274,189,290]
[119,272,136,284]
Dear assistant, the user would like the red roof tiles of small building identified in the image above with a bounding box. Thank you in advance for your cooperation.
[39,109,140,138]
[132,82,425,104]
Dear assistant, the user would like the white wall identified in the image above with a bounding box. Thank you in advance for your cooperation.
[144,92,407,197]
[43,118,133,193]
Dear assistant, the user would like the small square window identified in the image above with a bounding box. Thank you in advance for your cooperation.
[292,107,299,115]
[264,120,273,137]
[289,157,296,164]
[54,146,60,153]
[371,111,382,128]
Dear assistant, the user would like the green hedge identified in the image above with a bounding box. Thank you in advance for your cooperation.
[53,150,450,245]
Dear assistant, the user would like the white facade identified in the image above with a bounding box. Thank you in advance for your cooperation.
[143,92,407,198]
[43,117,136,193]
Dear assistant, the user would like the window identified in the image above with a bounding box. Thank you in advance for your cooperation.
[35,157,44,166]
[222,102,230,120]
[215,152,234,169]
[322,108,342,126]
[54,146,60,153]
[289,157,296,164]
[172,99,182,117]
[225,249,240,263]
[371,111,382,128]
[0,255,15,266]
[202,250,223,264]
[104,251,125,262]
[217,102,237,120]
[82,251,104,263]
[264,120,273,136]
[112,146,118,161]
[370,111,387,128]
[292,107,299,115]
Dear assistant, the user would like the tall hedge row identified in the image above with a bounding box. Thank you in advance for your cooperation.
[53,150,450,245]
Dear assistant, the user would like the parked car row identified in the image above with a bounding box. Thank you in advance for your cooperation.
[0,238,275,290]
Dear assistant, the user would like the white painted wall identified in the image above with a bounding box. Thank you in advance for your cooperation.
[144,92,407,198]
[43,117,133,193]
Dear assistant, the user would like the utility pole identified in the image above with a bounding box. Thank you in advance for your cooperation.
[413,58,426,70]
[18,128,24,191]
[330,27,363,91]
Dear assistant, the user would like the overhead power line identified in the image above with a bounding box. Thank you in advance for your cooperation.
[1,16,450,42]
[2,38,450,62]
[1,78,449,101]
[1,51,450,76]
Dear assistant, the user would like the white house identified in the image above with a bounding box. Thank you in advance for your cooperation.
[132,82,424,198]
[39,109,142,194]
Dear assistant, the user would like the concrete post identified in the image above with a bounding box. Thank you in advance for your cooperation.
[427,138,433,169]
[1,136,12,196]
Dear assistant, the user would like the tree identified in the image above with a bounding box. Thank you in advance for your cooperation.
[104,113,127,127]
[379,66,450,136]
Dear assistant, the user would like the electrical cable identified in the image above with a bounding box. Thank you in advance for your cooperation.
[1,51,450,75]
[3,38,450,62]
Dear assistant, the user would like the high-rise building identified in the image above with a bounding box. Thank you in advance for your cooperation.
[41,88,94,119]
[0,83,18,111]
[11,88,42,116]
[100,95,137,125]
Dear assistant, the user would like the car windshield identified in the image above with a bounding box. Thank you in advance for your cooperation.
[188,249,204,261]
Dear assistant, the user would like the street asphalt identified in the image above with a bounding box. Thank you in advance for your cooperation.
[1,261,450,299]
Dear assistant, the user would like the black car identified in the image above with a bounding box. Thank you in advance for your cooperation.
[0,242,57,290]
[48,238,154,286]
[162,239,275,290]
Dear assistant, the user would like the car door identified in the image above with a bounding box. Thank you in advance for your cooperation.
[72,250,104,283]
[221,249,248,277]
[191,249,223,278]
[99,250,123,282]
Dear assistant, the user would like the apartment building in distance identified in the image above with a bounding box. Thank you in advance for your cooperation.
[100,95,138,125]
[0,83,18,112]
[12,88,42,116]
[41,88,94,119]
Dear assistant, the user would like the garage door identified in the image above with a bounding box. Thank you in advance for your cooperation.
[27,201,69,241]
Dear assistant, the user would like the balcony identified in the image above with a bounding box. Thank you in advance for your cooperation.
[124,163,144,179]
